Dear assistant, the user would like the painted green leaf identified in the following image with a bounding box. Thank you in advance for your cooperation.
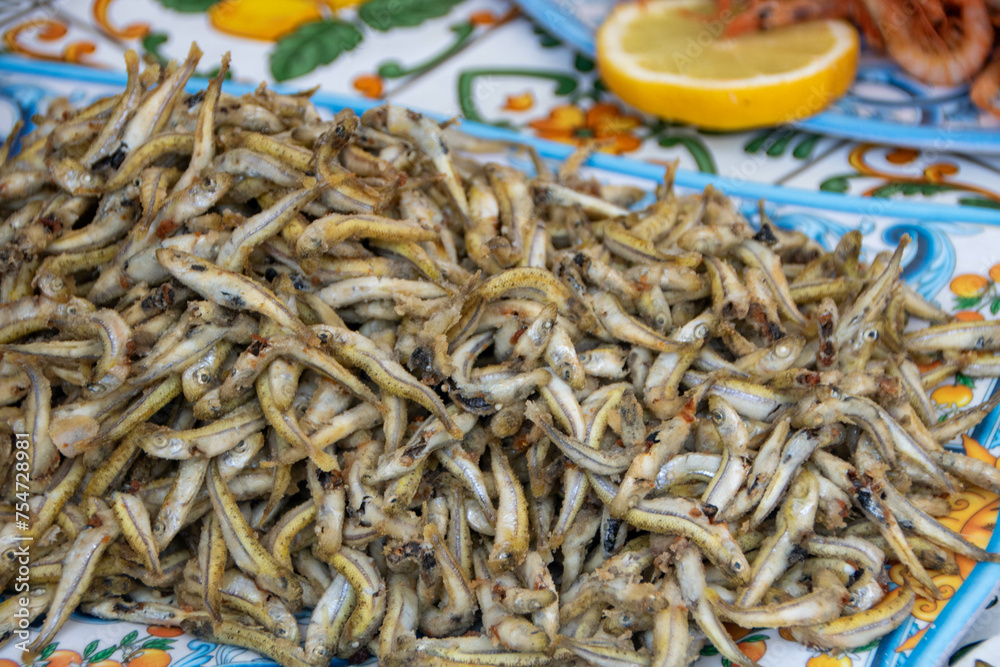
[89,647,117,664]
[120,631,138,648]
[956,373,975,388]
[871,182,953,198]
[533,26,562,47]
[141,32,169,61]
[142,32,232,78]
[721,658,733,667]
[270,20,363,82]
[456,69,577,124]
[855,638,884,652]
[574,54,595,72]
[155,0,218,11]
[377,22,474,79]
[792,133,821,160]
[959,197,1000,210]
[359,0,463,31]
[991,298,1000,316]
[84,641,100,659]
[765,130,793,157]
[659,136,717,174]
[744,130,772,154]
[40,643,59,660]
[820,175,852,193]
[948,640,985,665]
[742,634,769,643]
[700,644,720,656]
[955,295,983,310]
[140,639,174,651]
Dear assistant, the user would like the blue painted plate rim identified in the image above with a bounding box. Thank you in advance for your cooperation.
[510,0,1000,155]
[2,52,1000,667]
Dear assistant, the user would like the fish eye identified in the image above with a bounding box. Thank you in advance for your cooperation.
[711,409,724,424]
[695,324,710,339]
[775,343,792,358]
[66,305,78,315]
[4,550,15,561]
[153,522,165,533]
[197,370,212,384]
[562,369,572,381]
[730,559,743,571]
[234,440,247,453]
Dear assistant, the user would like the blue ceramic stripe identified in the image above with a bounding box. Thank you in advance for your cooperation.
[513,0,597,54]
[796,113,1000,157]
[2,54,999,224]
[871,616,916,667]
[902,377,1000,667]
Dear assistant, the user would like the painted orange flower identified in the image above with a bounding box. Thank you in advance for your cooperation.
[723,624,768,663]
[353,74,384,99]
[469,10,500,25]
[931,384,974,408]
[124,649,169,667]
[36,651,81,667]
[147,626,184,638]
[807,654,853,667]
[955,310,986,322]
[503,92,534,112]
[950,274,989,298]
[529,103,643,154]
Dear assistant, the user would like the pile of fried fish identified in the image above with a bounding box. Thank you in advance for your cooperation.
[3,45,1000,667]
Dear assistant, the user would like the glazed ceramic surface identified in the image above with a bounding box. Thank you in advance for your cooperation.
[1,2,1000,665]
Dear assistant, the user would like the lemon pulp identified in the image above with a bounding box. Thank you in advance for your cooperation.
[597,0,859,130]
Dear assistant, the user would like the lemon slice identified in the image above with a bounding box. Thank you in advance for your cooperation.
[596,0,859,130]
